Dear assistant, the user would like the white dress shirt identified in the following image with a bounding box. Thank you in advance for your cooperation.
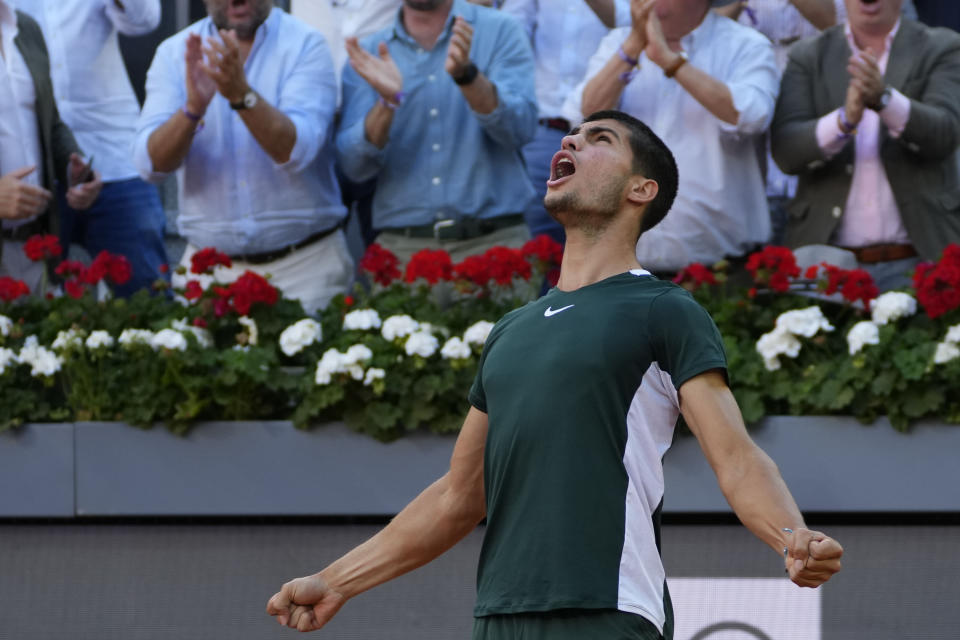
[134,9,347,256]
[501,0,629,121]
[16,0,159,182]
[0,0,43,230]
[570,11,779,271]
[815,21,911,247]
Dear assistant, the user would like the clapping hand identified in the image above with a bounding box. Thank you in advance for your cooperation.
[201,29,252,105]
[185,32,217,115]
[623,0,656,58]
[445,16,474,78]
[345,37,404,103]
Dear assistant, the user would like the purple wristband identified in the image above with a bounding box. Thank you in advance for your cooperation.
[182,106,203,121]
[617,45,639,68]
[378,91,407,110]
[838,107,856,137]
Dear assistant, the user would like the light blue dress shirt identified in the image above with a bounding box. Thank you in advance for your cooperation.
[134,8,346,255]
[336,0,537,230]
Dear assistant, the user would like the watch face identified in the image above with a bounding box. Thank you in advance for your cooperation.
[244,91,257,109]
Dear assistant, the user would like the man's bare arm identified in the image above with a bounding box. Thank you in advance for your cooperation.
[790,0,837,31]
[680,371,843,587]
[266,407,489,632]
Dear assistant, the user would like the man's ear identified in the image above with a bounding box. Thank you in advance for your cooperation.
[626,176,658,207]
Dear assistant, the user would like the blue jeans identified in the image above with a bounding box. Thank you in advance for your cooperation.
[59,178,169,297]
[520,123,566,246]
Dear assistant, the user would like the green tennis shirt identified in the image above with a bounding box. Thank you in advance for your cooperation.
[468,270,727,634]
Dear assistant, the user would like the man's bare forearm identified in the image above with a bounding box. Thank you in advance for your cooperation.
[363,101,396,149]
[715,443,805,554]
[673,61,739,125]
[146,109,203,173]
[319,474,485,599]
[581,55,631,117]
[459,73,499,115]
[237,97,297,164]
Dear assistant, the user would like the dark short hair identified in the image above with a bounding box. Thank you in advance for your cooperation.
[582,110,678,235]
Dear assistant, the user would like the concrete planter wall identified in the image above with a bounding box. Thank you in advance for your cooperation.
[1,417,958,518]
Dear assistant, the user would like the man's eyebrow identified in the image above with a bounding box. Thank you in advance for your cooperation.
[567,125,621,141]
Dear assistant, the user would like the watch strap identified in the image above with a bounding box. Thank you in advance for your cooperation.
[453,62,479,86]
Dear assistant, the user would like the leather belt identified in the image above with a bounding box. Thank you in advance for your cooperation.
[843,243,918,264]
[228,225,341,265]
[1,218,46,242]
[381,214,525,241]
[539,117,571,132]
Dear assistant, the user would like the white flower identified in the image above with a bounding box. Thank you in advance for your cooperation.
[343,344,374,365]
[405,331,439,358]
[774,306,835,338]
[0,315,12,337]
[118,328,155,346]
[944,323,960,345]
[151,329,188,352]
[846,321,880,355]
[343,308,382,331]
[0,347,17,375]
[463,320,495,346]
[18,337,62,377]
[363,367,385,386]
[237,316,258,346]
[441,336,472,360]
[232,344,251,352]
[933,341,960,365]
[381,314,420,341]
[347,364,364,380]
[171,318,213,348]
[279,318,322,356]
[85,330,114,350]
[756,329,802,371]
[870,291,917,326]
[51,328,84,351]
[315,348,347,385]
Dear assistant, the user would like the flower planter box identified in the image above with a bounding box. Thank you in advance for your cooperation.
[1,417,957,518]
[0,422,74,517]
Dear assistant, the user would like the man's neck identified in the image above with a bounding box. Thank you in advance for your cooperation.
[850,24,894,56]
[402,0,453,50]
[555,227,643,292]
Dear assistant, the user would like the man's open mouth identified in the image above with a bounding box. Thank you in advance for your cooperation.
[548,152,576,185]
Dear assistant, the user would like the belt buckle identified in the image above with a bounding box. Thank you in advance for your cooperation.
[433,219,457,241]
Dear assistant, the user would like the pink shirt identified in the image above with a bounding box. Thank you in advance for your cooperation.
[815,21,912,247]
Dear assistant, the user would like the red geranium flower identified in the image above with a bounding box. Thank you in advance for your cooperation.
[190,247,232,275]
[359,243,401,286]
[672,263,717,291]
[64,280,87,299]
[0,276,30,302]
[183,280,204,301]
[521,234,563,266]
[405,249,453,284]
[218,271,278,316]
[483,247,532,285]
[820,263,879,309]
[54,260,87,279]
[192,316,208,328]
[804,265,819,280]
[85,251,132,286]
[913,244,960,318]
[745,246,801,292]
[22,234,62,262]
[454,254,491,287]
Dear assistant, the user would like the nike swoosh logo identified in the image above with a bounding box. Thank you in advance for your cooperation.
[544,304,575,317]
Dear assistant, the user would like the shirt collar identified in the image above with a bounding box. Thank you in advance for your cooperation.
[844,18,901,55]
[391,0,476,47]
[680,7,717,53]
[204,5,278,43]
